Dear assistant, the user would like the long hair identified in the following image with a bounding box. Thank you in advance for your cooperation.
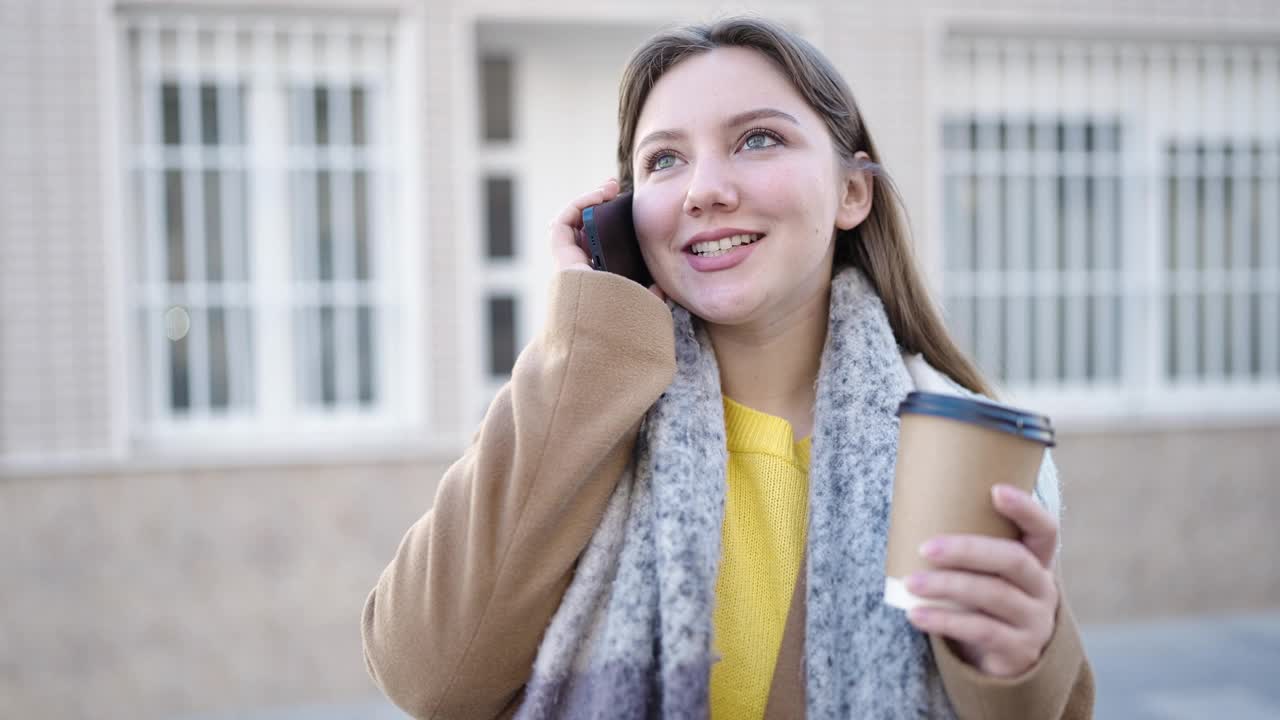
[614,16,994,397]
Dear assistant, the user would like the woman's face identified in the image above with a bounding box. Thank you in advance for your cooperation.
[630,46,869,326]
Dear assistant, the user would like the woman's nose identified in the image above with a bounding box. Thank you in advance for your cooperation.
[682,157,739,216]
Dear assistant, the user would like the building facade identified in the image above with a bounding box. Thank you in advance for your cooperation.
[2,0,1278,717]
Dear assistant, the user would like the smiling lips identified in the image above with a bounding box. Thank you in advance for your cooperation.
[689,233,763,258]
[682,234,763,273]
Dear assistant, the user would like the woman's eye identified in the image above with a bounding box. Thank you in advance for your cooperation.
[653,153,677,170]
[743,131,780,150]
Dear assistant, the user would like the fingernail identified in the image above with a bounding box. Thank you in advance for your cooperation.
[919,539,944,559]
[992,485,1011,503]
[909,607,932,625]
[906,572,929,592]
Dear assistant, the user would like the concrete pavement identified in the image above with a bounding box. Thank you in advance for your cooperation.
[1082,612,1280,719]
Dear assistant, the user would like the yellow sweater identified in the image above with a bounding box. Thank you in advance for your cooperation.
[710,396,811,720]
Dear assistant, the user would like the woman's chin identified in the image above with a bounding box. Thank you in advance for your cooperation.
[675,289,763,326]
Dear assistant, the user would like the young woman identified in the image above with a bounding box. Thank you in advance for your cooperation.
[363,16,1094,720]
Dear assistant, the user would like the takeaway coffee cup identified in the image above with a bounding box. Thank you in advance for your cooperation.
[883,391,1055,611]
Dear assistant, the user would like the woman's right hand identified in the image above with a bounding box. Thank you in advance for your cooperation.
[549,178,618,273]
[549,178,666,301]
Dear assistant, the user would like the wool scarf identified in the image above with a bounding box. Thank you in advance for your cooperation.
[515,267,960,719]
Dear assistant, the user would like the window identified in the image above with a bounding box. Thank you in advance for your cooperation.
[939,37,1280,419]
[480,55,514,143]
[152,78,254,415]
[482,173,518,378]
[943,116,1125,387]
[485,176,515,260]
[487,295,518,376]
[1163,139,1276,382]
[289,84,379,408]
[476,49,529,393]
[123,14,412,439]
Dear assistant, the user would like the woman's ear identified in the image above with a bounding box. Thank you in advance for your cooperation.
[835,151,874,231]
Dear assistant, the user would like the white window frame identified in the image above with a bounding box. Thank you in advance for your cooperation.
[473,41,544,417]
[927,21,1280,428]
[117,10,425,456]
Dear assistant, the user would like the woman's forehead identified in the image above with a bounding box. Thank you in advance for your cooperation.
[636,47,814,132]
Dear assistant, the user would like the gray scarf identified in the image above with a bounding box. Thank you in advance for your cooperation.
[515,267,958,719]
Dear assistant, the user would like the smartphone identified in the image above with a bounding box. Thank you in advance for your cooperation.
[578,191,653,288]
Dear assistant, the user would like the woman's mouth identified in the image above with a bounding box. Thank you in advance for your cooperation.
[688,233,763,258]
[684,233,764,272]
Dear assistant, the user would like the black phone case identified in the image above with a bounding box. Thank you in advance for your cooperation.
[579,191,654,288]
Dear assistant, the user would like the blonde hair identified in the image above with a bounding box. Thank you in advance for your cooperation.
[615,16,994,397]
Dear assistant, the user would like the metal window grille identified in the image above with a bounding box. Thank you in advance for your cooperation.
[123,13,402,431]
[289,82,380,409]
[487,295,518,376]
[940,36,1280,420]
[485,175,516,260]
[477,51,525,392]
[481,55,514,143]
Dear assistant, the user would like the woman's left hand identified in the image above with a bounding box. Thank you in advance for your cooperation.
[904,484,1059,678]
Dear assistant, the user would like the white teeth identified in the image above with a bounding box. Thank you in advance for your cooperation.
[691,234,761,256]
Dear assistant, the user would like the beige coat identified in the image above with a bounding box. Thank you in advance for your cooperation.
[362,269,1095,719]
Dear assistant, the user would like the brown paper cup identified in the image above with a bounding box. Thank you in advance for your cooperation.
[884,392,1055,611]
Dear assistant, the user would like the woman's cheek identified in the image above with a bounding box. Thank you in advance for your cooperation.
[633,190,681,276]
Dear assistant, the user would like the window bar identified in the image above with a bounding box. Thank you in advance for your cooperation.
[215,18,252,410]
[1002,40,1033,387]
[1144,45,1173,386]
[1228,47,1256,381]
[1086,44,1116,384]
[291,25,324,406]
[351,31,378,406]
[1060,44,1089,385]
[1032,42,1061,386]
[245,18,289,420]
[327,26,360,409]
[1097,132,1121,383]
[1174,47,1201,381]
[1120,43,1151,393]
[366,29,391,408]
[940,141,970,354]
[1201,47,1228,383]
[178,18,211,415]
[373,26,394,298]
[1260,49,1280,380]
[974,41,1003,380]
[138,18,170,422]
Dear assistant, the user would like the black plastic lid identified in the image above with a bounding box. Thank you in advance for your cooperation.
[896,391,1055,447]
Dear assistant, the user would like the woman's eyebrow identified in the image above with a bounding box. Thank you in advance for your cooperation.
[634,108,801,153]
[725,107,800,129]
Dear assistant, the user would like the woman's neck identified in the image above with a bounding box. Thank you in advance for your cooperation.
[705,286,830,441]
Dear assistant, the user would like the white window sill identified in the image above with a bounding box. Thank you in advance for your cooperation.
[1003,382,1280,433]
[0,421,470,478]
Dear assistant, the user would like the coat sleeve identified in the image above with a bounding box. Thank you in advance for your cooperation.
[930,585,1095,720]
[905,352,1095,718]
[927,432,1094,718]
[361,270,676,720]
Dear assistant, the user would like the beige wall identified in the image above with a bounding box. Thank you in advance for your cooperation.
[0,458,450,719]
[1056,423,1280,621]
[0,0,114,461]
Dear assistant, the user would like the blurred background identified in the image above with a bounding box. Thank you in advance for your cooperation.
[2,0,1278,718]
